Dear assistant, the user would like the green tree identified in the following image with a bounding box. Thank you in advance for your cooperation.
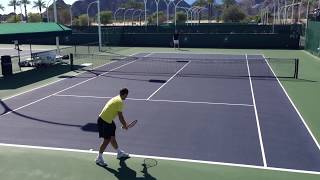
[222,5,246,22]
[78,14,88,26]
[8,0,19,21]
[28,12,41,22]
[58,9,70,25]
[148,11,166,24]
[7,14,22,22]
[100,11,112,25]
[193,0,207,7]
[0,4,5,12]
[121,0,143,9]
[222,0,237,8]
[214,3,223,22]
[33,0,46,19]
[21,0,31,22]
[73,17,80,26]
[176,11,187,24]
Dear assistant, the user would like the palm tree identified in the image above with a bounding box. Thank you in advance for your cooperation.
[8,0,19,22]
[0,4,5,12]
[21,0,31,22]
[222,0,236,8]
[33,0,46,19]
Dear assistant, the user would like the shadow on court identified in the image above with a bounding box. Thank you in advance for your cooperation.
[0,64,72,90]
[98,158,157,180]
[0,100,97,133]
[0,100,84,127]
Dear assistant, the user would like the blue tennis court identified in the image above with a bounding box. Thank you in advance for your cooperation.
[0,52,319,172]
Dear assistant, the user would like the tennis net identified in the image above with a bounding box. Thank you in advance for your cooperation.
[70,53,299,79]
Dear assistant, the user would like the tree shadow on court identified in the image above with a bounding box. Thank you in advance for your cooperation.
[0,64,72,90]
[99,158,157,180]
[0,63,91,90]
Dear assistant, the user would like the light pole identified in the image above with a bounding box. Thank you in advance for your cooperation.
[87,1,98,26]
[164,0,173,24]
[279,2,301,24]
[53,0,60,54]
[272,0,275,33]
[154,0,161,26]
[124,8,134,26]
[291,0,295,23]
[98,0,102,51]
[114,8,125,25]
[86,0,101,50]
[284,0,287,23]
[46,0,52,22]
[277,0,280,24]
[143,0,148,26]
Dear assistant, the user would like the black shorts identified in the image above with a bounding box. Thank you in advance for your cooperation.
[97,117,116,138]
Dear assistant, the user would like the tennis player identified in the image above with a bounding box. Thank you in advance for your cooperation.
[173,30,180,49]
[95,88,130,166]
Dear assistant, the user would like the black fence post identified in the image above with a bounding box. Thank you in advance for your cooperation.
[70,53,74,71]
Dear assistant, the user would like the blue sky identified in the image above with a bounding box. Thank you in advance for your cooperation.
[0,0,206,14]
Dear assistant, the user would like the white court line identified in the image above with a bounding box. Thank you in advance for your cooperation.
[146,61,191,100]
[2,52,140,101]
[0,48,50,50]
[245,54,267,167]
[0,142,319,175]
[151,52,264,56]
[53,94,254,107]
[0,53,145,117]
[262,55,320,153]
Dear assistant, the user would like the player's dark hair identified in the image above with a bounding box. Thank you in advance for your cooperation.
[120,88,129,96]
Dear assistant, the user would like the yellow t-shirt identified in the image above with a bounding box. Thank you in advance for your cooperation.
[99,95,124,123]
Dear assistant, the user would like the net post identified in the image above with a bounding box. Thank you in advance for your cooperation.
[294,58,299,79]
[70,53,74,71]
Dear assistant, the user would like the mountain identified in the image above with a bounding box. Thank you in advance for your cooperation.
[70,0,191,17]
[43,0,268,22]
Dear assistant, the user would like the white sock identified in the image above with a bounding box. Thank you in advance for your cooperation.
[98,153,103,159]
[116,148,122,154]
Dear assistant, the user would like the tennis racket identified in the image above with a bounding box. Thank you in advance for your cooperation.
[122,120,138,129]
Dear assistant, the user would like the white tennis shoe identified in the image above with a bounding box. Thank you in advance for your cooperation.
[95,157,107,166]
[117,150,129,159]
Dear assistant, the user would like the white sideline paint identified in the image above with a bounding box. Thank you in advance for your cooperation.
[245,54,267,167]
[262,55,320,153]
[0,142,319,175]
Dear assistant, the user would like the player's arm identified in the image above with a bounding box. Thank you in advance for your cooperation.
[118,112,128,129]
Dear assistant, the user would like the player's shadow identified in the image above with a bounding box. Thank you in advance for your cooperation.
[99,158,157,180]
